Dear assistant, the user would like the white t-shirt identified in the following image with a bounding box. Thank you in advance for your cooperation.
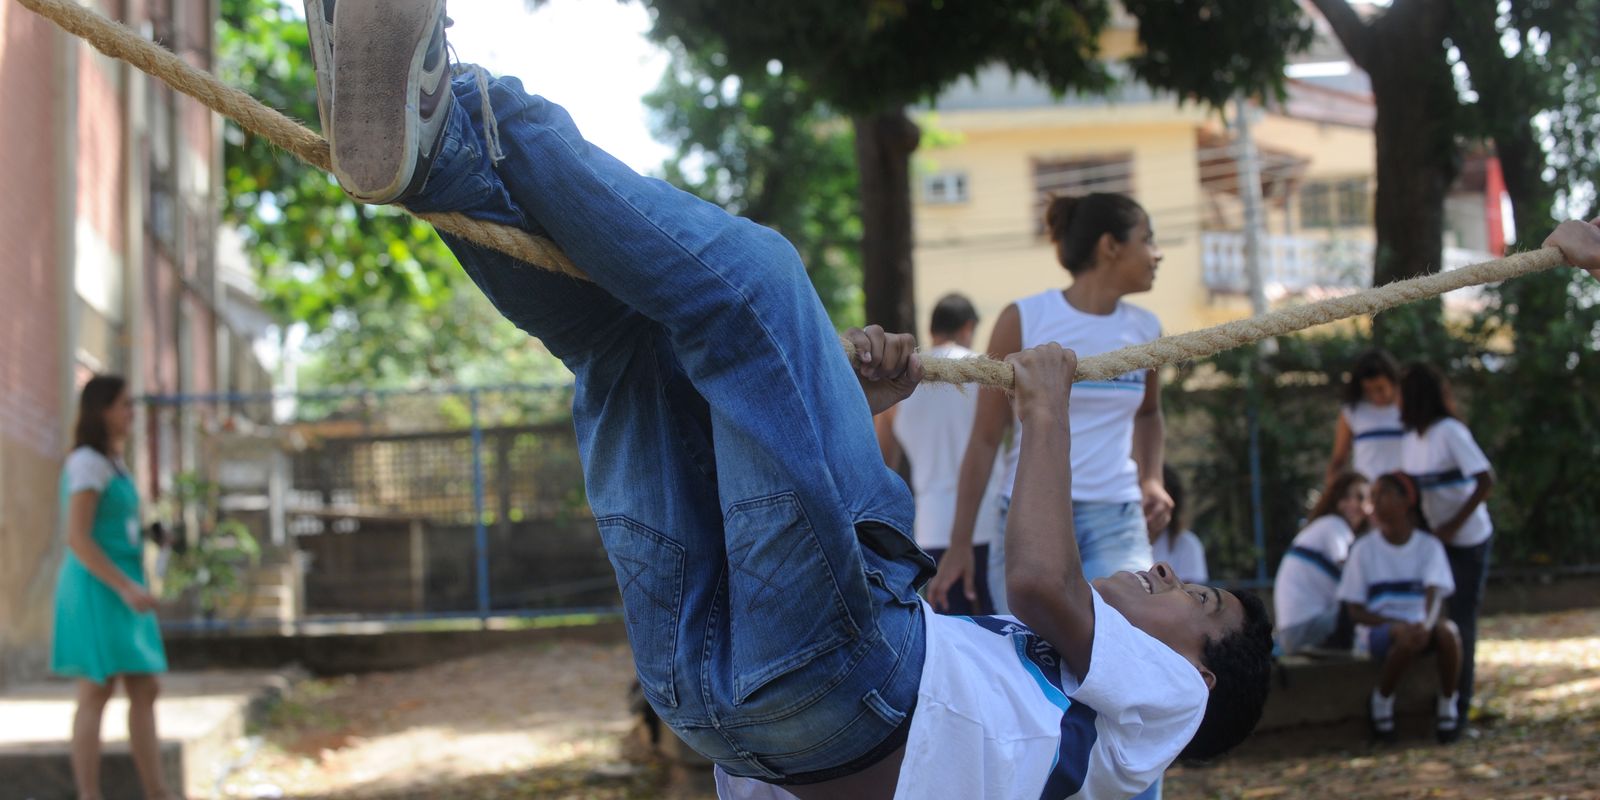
[1336,530,1454,629]
[64,447,138,547]
[65,446,124,494]
[1340,401,1403,480]
[1401,418,1493,548]
[1001,291,1161,504]
[715,590,1207,800]
[1150,530,1207,585]
[1273,515,1356,630]
[891,342,1004,549]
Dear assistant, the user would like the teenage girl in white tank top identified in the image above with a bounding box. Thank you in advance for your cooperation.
[930,193,1174,613]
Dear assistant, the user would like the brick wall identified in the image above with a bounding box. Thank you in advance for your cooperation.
[0,1,68,686]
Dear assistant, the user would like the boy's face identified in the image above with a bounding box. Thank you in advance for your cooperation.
[1092,562,1244,690]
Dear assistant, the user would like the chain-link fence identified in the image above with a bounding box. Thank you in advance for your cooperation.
[145,383,618,632]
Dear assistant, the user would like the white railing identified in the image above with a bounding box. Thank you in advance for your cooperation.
[1201,232,1496,296]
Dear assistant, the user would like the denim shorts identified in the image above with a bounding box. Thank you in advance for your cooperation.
[992,496,1155,594]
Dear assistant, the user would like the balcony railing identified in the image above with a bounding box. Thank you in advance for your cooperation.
[1202,232,1497,295]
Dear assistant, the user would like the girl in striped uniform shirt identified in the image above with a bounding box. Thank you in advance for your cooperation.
[1399,364,1494,725]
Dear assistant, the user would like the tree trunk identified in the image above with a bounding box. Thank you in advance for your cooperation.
[1363,1,1458,344]
[852,108,921,335]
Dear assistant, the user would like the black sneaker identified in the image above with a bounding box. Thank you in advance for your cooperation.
[304,0,454,204]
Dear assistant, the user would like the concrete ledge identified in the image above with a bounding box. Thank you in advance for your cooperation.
[165,620,628,675]
[0,670,293,800]
[1259,652,1441,732]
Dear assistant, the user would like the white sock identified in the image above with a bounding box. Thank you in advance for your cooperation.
[1437,693,1460,723]
[1371,689,1395,725]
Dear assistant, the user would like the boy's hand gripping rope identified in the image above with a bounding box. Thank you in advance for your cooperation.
[16,0,1570,389]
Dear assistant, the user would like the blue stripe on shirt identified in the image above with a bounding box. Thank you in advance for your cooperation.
[1415,468,1472,489]
[960,615,1100,799]
[1366,579,1426,605]
[1287,545,1342,580]
[1076,380,1147,392]
[1353,428,1404,441]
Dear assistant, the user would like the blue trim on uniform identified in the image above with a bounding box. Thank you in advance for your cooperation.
[1366,579,1426,605]
[1041,702,1100,800]
[960,615,1100,799]
[1353,428,1404,441]
[1076,381,1147,392]
[1286,545,1341,580]
[1416,468,1473,490]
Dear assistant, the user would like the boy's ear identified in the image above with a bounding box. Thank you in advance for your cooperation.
[1196,663,1217,691]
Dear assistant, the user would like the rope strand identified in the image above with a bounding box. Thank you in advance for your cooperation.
[17,0,1570,389]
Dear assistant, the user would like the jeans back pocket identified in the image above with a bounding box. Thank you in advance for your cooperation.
[724,493,859,706]
[597,516,684,709]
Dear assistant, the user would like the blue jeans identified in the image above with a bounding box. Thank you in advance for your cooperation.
[1445,537,1491,720]
[407,73,933,782]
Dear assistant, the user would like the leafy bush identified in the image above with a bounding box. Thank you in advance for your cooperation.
[157,473,262,618]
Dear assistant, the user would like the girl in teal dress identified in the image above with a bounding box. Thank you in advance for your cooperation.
[51,374,177,800]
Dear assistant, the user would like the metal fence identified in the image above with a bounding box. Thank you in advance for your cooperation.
[144,382,619,633]
[145,374,1599,634]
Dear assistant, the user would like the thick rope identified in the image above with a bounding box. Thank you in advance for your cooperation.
[19,0,1569,389]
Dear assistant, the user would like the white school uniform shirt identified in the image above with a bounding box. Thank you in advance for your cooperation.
[1000,291,1161,504]
[890,342,1003,549]
[1150,530,1208,584]
[1401,418,1493,548]
[715,589,1206,800]
[1340,401,1404,480]
[64,447,138,546]
[1336,530,1455,630]
[1273,515,1357,631]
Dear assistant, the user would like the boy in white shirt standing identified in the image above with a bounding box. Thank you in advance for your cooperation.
[1337,473,1463,744]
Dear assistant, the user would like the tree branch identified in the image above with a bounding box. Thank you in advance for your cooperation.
[1308,0,1373,70]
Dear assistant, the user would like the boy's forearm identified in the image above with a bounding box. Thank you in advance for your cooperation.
[1008,407,1079,580]
[1006,404,1093,676]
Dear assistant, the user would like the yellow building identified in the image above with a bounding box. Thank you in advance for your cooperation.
[910,41,1498,346]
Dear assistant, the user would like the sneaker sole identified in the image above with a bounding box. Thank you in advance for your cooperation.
[329,0,443,203]
[302,0,335,136]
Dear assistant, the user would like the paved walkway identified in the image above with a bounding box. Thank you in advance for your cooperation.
[0,669,291,800]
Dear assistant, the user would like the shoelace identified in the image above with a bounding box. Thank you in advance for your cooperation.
[447,46,505,165]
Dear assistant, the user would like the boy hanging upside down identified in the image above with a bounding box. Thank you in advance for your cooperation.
[302,2,1274,796]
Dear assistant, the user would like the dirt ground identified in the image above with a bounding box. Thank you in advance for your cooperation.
[219,608,1600,800]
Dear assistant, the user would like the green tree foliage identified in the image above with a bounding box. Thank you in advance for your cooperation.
[645,41,864,328]
[639,0,1310,333]
[218,0,565,388]
[1446,0,1600,565]
[1167,2,1600,575]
